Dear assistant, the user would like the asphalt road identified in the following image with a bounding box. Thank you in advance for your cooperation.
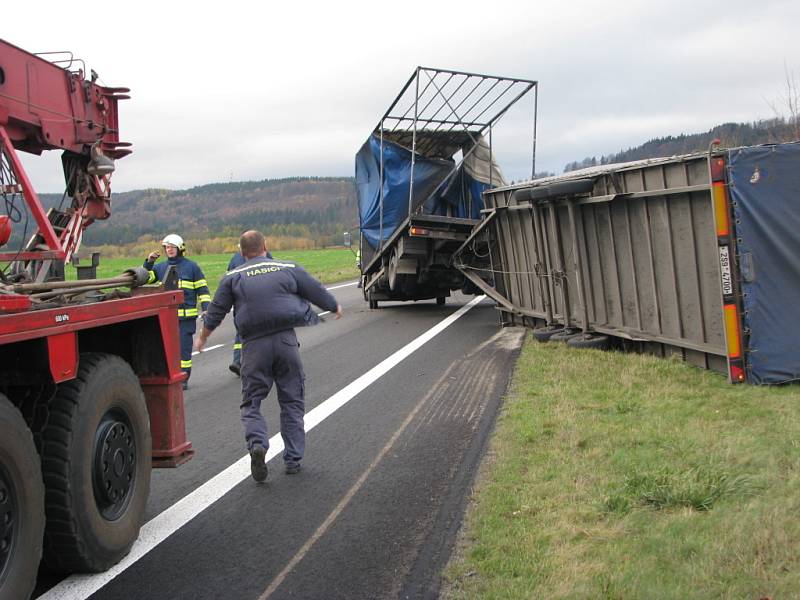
[35,283,525,600]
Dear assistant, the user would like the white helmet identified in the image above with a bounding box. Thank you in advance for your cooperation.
[161,233,185,253]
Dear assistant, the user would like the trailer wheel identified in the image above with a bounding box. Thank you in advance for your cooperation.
[40,353,151,573]
[367,290,379,310]
[532,325,564,343]
[0,395,44,600]
[567,333,610,350]
[549,328,583,343]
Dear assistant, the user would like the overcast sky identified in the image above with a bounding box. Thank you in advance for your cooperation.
[7,0,800,192]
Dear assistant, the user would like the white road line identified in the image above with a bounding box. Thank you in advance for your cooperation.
[326,280,358,290]
[191,343,224,356]
[40,295,486,600]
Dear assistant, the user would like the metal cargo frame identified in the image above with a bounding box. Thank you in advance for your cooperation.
[456,150,747,381]
[359,66,538,277]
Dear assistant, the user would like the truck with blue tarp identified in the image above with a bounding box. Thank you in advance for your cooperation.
[355,67,537,308]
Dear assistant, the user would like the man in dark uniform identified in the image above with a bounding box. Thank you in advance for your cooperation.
[227,246,273,377]
[144,233,211,390]
[195,230,341,482]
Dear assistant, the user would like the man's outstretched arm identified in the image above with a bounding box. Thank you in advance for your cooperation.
[194,276,234,351]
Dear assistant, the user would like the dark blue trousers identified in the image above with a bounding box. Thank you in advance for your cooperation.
[240,330,306,463]
[179,318,196,380]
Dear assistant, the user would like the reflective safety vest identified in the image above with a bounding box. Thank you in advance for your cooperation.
[143,255,211,319]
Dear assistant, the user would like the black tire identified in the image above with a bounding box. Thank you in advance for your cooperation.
[567,333,610,350]
[40,353,151,573]
[387,250,398,292]
[529,186,553,200]
[512,188,535,202]
[436,296,446,306]
[549,328,583,343]
[0,395,44,600]
[362,278,369,302]
[532,325,564,343]
[516,178,595,203]
[548,179,595,197]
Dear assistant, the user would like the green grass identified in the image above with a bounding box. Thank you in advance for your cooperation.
[67,248,360,294]
[444,336,800,599]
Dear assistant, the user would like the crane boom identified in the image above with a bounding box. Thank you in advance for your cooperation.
[0,38,131,280]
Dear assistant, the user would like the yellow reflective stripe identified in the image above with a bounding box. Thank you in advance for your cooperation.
[198,294,211,303]
[180,359,193,368]
[233,343,242,350]
[147,270,157,284]
[179,279,208,290]
[177,308,199,317]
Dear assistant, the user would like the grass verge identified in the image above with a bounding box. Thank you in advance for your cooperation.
[444,334,800,599]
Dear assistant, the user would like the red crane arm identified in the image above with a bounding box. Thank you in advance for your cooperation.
[0,38,130,158]
[0,38,132,278]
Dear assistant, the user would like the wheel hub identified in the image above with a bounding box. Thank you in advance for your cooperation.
[0,467,16,578]
[93,418,136,518]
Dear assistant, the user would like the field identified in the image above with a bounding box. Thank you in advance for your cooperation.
[67,248,360,294]
[444,336,800,599]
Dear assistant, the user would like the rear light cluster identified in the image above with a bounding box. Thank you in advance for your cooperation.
[710,154,746,383]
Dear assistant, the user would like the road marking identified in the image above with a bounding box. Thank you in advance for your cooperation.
[191,343,224,356]
[40,295,486,600]
[326,280,358,290]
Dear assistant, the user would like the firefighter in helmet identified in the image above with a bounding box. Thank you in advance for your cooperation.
[144,234,211,389]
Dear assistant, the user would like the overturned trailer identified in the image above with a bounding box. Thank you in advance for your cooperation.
[455,141,800,384]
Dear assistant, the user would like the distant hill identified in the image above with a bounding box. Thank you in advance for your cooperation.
[563,117,799,173]
[38,176,358,247]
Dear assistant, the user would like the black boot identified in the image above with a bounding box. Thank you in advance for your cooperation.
[250,446,268,482]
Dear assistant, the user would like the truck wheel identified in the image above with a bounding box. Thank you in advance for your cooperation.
[567,333,610,350]
[532,325,564,343]
[0,395,44,600]
[549,328,583,343]
[387,250,399,292]
[40,353,151,573]
[436,296,446,306]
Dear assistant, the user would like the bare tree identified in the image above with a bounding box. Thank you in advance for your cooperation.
[766,63,800,142]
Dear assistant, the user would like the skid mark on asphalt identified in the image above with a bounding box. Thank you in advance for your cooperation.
[411,328,516,435]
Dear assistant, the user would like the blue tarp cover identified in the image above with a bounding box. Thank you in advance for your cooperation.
[728,142,800,384]
[355,135,488,249]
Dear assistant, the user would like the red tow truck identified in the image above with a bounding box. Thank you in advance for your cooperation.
[0,39,192,599]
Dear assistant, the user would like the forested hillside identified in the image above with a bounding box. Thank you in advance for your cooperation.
[563,117,798,172]
[39,176,358,248]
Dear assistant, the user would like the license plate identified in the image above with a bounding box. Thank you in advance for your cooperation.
[719,245,733,296]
